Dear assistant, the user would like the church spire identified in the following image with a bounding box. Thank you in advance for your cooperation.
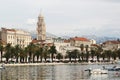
[38,10,43,18]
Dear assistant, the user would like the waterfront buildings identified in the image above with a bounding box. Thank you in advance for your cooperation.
[0,27,32,48]
[102,40,120,51]
[70,37,91,47]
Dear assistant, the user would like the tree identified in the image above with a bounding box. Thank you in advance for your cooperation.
[96,46,103,62]
[39,47,43,62]
[49,44,57,62]
[116,49,120,59]
[71,49,79,62]
[0,42,4,62]
[43,46,49,62]
[101,51,106,61]
[14,45,21,62]
[80,44,84,52]
[90,48,96,62]
[19,48,27,63]
[80,44,84,61]
[34,45,41,62]
[85,45,89,62]
[26,43,36,62]
[66,50,72,62]
[112,50,117,60]
[56,53,63,61]
[104,50,112,62]
[4,43,12,62]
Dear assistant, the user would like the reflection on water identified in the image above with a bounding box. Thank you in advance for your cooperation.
[0,64,120,80]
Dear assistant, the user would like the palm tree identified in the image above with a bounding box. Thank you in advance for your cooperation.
[66,50,72,62]
[116,49,120,59]
[80,44,84,52]
[14,45,21,63]
[101,51,106,61]
[0,42,4,62]
[90,48,96,62]
[96,46,103,62]
[112,50,117,60]
[56,53,63,61]
[85,45,89,62]
[19,48,27,63]
[10,46,15,62]
[34,46,41,62]
[26,43,36,62]
[71,49,79,62]
[80,44,84,61]
[105,50,112,62]
[4,43,12,62]
[49,44,57,62]
[39,47,43,62]
[43,46,49,62]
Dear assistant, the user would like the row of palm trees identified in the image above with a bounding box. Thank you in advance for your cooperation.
[66,44,120,62]
[0,43,57,63]
[0,42,120,63]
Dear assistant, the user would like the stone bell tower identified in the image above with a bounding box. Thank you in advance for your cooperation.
[37,13,46,41]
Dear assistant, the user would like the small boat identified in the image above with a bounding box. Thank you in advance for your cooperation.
[103,66,120,71]
[85,68,108,74]
[0,64,5,69]
[91,69,108,74]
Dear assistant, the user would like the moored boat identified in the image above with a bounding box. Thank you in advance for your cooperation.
[85,68,108,74]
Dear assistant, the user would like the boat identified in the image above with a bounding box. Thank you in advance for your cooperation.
[103,66,120,71]
[85,68,108,74]
[91,69,108,74]
[0,64,5,69]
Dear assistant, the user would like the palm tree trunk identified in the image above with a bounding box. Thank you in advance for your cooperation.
[40,56,43,62]
[16,57,18,63]
[1,51,3,62]
[51,53,54,62]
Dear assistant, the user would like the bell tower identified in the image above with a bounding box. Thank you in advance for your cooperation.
[37,13,46,41]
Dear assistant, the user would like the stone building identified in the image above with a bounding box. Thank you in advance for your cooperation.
[70,37,91,47]
[0,28,32,48]
[102,40,120,51]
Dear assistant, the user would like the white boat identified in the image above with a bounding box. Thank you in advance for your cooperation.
[90,69,108,74]
[85,68,108,74]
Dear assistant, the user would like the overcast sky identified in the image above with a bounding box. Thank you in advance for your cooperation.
[0,0,120,37]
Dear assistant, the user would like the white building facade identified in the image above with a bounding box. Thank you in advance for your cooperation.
[1,28,32,48]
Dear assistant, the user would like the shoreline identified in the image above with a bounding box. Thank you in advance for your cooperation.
[2,62,116,67]
[4,63,66,66]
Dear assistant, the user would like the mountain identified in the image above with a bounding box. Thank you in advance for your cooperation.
[61,35,118,44]
[30,31,118,44]
[81,35,118,44]
[30,31,58,39]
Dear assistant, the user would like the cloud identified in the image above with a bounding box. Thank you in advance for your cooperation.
[0,0,120,37]
[26,19,36,25]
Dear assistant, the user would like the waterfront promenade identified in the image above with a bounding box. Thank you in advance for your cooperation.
[3,61,116,67]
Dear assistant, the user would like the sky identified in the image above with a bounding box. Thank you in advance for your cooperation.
[0,0,120,37]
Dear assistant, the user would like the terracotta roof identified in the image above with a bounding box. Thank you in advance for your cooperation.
[103,40,120,44]
[47,43,53,46]
[31,39,42,43]
[64,40,70,43]
[91,44,98,47]
[71,37,90,42]
[2,28,16,32]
